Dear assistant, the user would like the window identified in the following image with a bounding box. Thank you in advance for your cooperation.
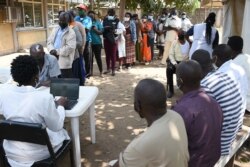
[48,0,66,26]
[15,0,43,28]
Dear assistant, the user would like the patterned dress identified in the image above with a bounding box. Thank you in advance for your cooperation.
[124,22,136,64]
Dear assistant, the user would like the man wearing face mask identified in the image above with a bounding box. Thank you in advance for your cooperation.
[181,12,192,32]
[160,9,181,65]
[47,12,76,78]
[75,4,93,78]
[156,13,167,59]
[30,44,61,87]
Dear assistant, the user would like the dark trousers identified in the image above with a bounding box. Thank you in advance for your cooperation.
[61,69,73,78]
[72,57,85,85]
[83,41,92,77]
[166,61,180,93]
[91,44,103,74]
[104,39,117,71]
[149,38,155,60]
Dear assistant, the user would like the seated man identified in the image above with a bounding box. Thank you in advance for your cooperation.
[228,36,250,113]
[192,49,244,155]
[30,44,61,87]
[173,60,223,167]
[111,78,189,167]
[0,55,69,167]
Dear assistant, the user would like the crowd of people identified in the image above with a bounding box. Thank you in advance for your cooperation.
[0,3,250,167]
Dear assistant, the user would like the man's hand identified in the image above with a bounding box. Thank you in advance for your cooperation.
[50,49,57,56]
[56,97,67,107]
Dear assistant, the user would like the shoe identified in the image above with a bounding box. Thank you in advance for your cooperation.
[100,72,104,78]
[145,62,149,65]
[103,70,111,74]
[166,91,174,98]
[111,71,115,76]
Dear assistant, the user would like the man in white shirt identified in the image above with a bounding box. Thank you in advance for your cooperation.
[213,44,248,126]
[166,31,190,98]
[181,12,192,32]
[228,36,250,113]
[0,55,69,167]
[111,79,189,167]
[160,9,181,65]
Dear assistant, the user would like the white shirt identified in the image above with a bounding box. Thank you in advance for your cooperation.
[0,84,69,167]
[233,53,250,111]
[217,60,248,113]
[169,40,190,65]
[181,18,192,32]
[164,16,181,42]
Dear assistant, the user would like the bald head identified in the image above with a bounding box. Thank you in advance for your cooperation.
[134,79,166,116]
[191,49,213,77]
[176,60,202,91]
[30,44,44,56]
[213,44,232,67]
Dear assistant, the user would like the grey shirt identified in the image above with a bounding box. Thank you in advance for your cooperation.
[39,54,61,83]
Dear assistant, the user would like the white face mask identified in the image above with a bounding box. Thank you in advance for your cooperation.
[182,15,186,19]
[142,19,147,22]
[160,17,166,21]
[124,17,130,22]
[212,63,218,69]
[107,15,114,20]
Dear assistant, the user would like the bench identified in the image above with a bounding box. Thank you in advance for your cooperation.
[214,125,250,167]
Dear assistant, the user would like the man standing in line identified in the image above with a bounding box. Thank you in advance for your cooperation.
[75,4,93,78]
[47,12,76,78]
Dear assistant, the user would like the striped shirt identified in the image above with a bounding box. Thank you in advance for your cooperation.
[201,71,244,155]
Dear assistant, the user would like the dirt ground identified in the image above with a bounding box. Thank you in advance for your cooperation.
[63,52,250,167]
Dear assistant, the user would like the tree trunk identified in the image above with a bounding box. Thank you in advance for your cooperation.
[119,0,126,20]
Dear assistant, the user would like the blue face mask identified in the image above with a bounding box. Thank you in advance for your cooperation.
[107,15,114,20]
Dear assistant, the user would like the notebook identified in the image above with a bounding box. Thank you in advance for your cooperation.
[50,78,80,110]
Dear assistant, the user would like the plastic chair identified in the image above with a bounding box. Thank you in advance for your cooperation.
[0,120,74,167]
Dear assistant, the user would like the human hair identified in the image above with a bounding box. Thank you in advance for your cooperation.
[30,44,44,55]
[177,60,202,89]
[134,79,166,112]
[132,14,138,19]
[11,55,39,86]
[125,12,132,18]
[178,30,185,41]
[59,12,71,23]
[227,36,243,52]
[68,10,77,22]
[213,44,232,63]
[205,12,216,45]
[88,10,95,15]
[107,8,115,16]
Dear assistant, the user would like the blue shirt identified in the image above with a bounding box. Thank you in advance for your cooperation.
[54,27,67,49]
[90,20,103,45]
[75,16,92,42]
[39,54,61,83]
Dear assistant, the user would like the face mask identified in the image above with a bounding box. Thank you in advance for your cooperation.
[148,16,153,21]
[108,15,114,20]
[212,63,218,69]
[182,15,186,19]
[59,22,68,29]
[160,17,166,21]
[124,17,130,22]
[79,10,86,17]
[142,19,147,22]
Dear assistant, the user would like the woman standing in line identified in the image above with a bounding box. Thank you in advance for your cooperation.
[123,12,137,69]
[140,15,153,65]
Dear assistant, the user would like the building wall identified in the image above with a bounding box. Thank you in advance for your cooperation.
[0,23,14,55]
[17,29,46,49]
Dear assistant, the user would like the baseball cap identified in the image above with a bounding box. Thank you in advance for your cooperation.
[76,4,88,10]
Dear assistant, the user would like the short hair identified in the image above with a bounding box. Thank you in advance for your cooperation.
[11,55,39,86]
[213,44,232,62]
[30,44,44,55]
[227,36,243,52]
[107,8,115,16]
[88,10,95,15]
[177,60,202,88]
[135,79,166,110]
[125,12,132,18]
[59,12,71,23]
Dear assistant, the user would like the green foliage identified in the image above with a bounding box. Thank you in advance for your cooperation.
[125,0,200,14]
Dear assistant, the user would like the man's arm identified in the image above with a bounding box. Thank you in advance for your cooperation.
[56,29,76,57]
[47,27,57,52]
